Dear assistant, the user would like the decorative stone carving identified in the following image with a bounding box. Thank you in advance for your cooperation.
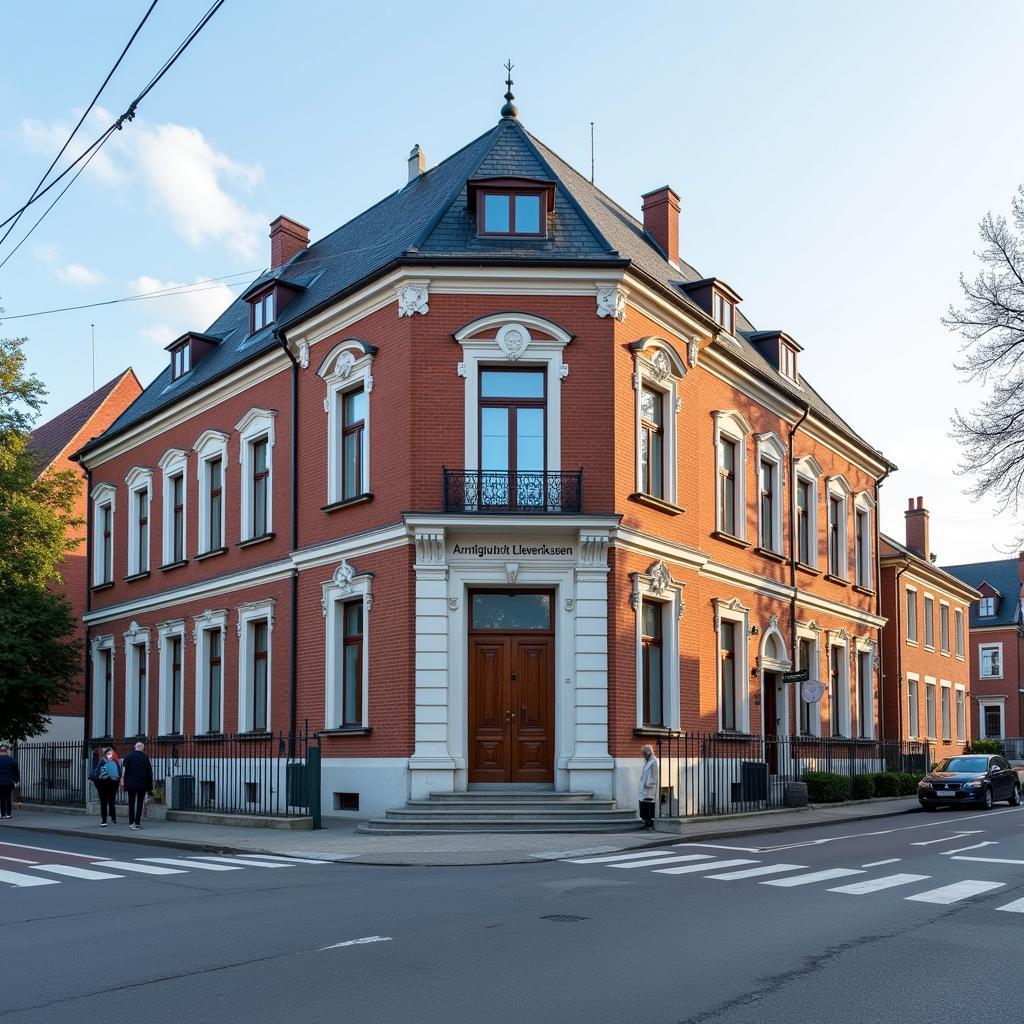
[596,285,627,321]
[578,532,610,566]
[448,597,460,611]
[564,597,575,612]
[365,593,374,613]
[560,364,569,380]
[297,340,310,369]
[649,350,672,382]
[396,283,429,317]
[647,560,672,597]
[323,397,330,414]
[629,586,640,612]
[336,351,356,379]
[767,614,780,634]
[334,560,356,594]
[688,336,700,368]
[457,362,467,378]
[496,324,531,361]
[127,621,142,639]
[505,562,520,584]
[415,529,446,566]
[677,597,686,621]
[713,597,746,633]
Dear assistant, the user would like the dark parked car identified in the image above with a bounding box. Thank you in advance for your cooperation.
[918,754,1021,810]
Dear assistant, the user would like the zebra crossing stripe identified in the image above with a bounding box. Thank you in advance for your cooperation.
[827,874,930,895]
[707,863,807,880]
[654,858,758,876]
[996,897,1024,913]
[905,880,1005,905]
[566,850,684,865]
[762,868,864,888]
[187,856,294,868]
[29,864,125,881]
[138,858,242,871]
[92,861,187,875]
[235,854,331,864]
[0,868,59,887]
[610,854,716,870]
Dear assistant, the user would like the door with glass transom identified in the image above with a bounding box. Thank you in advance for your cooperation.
[468,590,554,783]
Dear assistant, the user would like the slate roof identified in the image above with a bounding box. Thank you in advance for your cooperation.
[30,369,135,474]
[79,114,889,467]
[880,533,981,600]
[943,557,1022,628]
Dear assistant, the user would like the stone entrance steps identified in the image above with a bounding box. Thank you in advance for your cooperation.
[357,789,643,834]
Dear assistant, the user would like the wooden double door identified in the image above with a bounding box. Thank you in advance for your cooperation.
[468,591,555,784]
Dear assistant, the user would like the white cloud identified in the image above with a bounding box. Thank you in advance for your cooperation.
[56,263,105,286]
[133,275,239,349]
[20,107,123,186]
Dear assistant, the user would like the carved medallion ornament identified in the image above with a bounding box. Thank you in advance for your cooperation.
[396,283,429,317]
[496,324,531,361]
[334,560,356,594]
[649,350,672,383]
[336,351,356,378]
[596,285,627,321]
[647,560,673,596]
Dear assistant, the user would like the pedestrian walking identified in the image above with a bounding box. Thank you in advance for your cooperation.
[638,743,659,830]
[93,747,120,826]
[0,744,19,820]
[121,741,153,831]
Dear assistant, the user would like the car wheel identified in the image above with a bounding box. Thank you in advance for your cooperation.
[1009,784,1021,807]
[982,786,994,810]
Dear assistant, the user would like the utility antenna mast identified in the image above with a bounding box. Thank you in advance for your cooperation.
[590,122,595,184]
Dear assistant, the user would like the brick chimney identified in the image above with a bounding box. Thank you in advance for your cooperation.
[408,144,426,182]
[641,187,681,267]
[905,496,930,561]
[269,215,309,269]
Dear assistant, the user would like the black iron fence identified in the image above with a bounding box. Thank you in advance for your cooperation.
[443,468,583,513]
[12,731,320,821]
[656,732,931,817]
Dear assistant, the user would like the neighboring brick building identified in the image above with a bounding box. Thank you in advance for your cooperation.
[76,94,896,819]
[879,499,979,763]
[28,369,142,739]
[944,553,1024,746]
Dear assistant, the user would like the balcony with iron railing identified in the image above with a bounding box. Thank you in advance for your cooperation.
[442,468,583,514]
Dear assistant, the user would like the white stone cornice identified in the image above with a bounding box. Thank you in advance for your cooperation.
[396,281,429,317]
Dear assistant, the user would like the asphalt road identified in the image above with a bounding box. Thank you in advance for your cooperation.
[2,804,1023,1024]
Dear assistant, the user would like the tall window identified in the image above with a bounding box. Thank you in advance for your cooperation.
[829,646,843,737]
[854,508,870,587]
[923,596,934,648]
[171,342,191,379]
[798,637,815,736]
[857,650,872,738]
[251,291,275,333]
[759,459,775,550]
[906,589,918,643]
[719,438,738,536]
[796,479,812,565]
[133,489,149,574]
[170,473,185,563]
[907,677,919,738]
[954,609,964,658]
[339,601,363,727]
[251,621,269,732]
[956,688,966,741]
[206,630,222,734]
[982,703,1003,739]
[97,647,113,737]
[169,636,183,735]
[720,621,739,732]
[939,604,950,654]
[925,682,936,738]
[828,496,842,576]
[480,369,545,509]
[251,439,269,537]
[341,388,367,502]
[99,503,113,583]
[940,686,951,741]
[641,601,664,727]
[712,291,734,333]
[980,644,1002,678]
[132,643,147,736]
[206,457,223,552]
[640,387,664,499]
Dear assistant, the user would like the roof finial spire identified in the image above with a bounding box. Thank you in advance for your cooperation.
[500,59,519,120]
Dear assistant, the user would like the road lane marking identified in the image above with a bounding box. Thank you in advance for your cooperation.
[862,859,901,867]
[139,858,242,871]
[319,936,392,950]
[0,868,60,887]
[0,854,38,864]
[940,842,997,855]
[905,880,1005,905]
[235,854,330,864]
[912,832,986,847]
[951,856,1024,865]
[996,897,1024,913]
[187,856,294,868]
[654,859,758,876]
[92,861,186,875]
[762,868,864,887]
[707,863,807,880]
[610,854,714,869]
[0,841,98,860]
[672,843,763,853]
[30,864,125,880]
[566,850,685,864]
[827,873,930,895]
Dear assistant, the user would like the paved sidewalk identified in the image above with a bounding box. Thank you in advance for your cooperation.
[0,797,922,866]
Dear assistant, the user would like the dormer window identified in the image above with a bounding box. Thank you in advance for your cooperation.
[468,177,554,239]
[251,290,275,333]
[170,342,191,380]
[166,332,218,380]
[979,596,997,617]
[712,292,734,333]
[780,343,798,381]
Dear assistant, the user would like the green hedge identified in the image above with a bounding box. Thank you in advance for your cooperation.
[873,771,902,797]
[802,772,853,803]
[967,739,1003,754]
[898,772,922,795]
[852,773,876,799]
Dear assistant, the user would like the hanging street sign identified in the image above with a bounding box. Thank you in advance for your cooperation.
[782,668,810,685]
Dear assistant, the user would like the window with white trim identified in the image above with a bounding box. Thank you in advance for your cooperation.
[826,477,851,579]
[755,433,785,555]
[979,596,997,617]
[923,594,934,648]
[715,599,749,732]
[940,682,952,741]
[317,341,375,507]
[125,468,152,577]
[856,645,874,739]
[193,430,229,555]
[91,483,116,586]
[794,456,823,569]
[632,340,685,507]
[123,629,150,737]
[91,637,115,737]
[979,642,1003,678]
[907,674,920,738]
[939,602,950,654]
[235,409,277,541]
[954,608,964,658]
[980,698,1004,740]
[159,449,188,566]
[797,633,821,736]
[828,637,850,737]
[714,411,751,540]
[158,621,185,735]
[237,600,274,732]
[322,562,372,730]
[632,563,683,730]
[853,493,873,589]
[906,586,918,644]
[955,685,966,742]
[925,678,937,738]
[194,611,228,734]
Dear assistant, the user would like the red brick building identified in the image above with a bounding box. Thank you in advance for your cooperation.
[879,499,979,763]
[76,96,896,818]
[28,369,142,739]
[944,552,1024,749]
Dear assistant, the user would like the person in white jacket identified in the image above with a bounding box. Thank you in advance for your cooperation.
[638,744,659,829]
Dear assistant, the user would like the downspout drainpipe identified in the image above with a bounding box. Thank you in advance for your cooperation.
[788,402,810,683]
[891,560,909,744]
[874,465,892,742]
[276,329,300,749]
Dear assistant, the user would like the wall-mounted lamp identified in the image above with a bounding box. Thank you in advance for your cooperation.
[750,625,760,636]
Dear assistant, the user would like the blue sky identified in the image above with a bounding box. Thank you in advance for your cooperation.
[1,0,1022,562]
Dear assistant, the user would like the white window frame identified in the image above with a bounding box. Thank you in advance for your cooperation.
[979,642,1003,679]
[235,409,277,542]
[955,684,967,742]
[90,635,115,738]
[713,410,752,541]
[793,456,823,569]
[157,619,186,736]
[193,609,229,735]
[940,681,952,742]
[825,476,851,579]
[193,430,229,555]
[91,482,116,586]
[630,338,686,506]
[237,599,275,733]
[939,600,951,655]
[905,584,918,645]
[755,432,786,555]
[924,676,937,739]
[631,561,684,730]
[317,340,375,506]
[954,607,965,660]
[979,595,997,617]
[907,673,920,739]
[454,313,572,473]
[122,623,150,737]
[979,696,1005,740]
[853,491,874,589]
[124,468,153,577]
[715,598,750,733]
[796,622,822,737]
[854,637,876,739]
[159,448,188,566]
[322,561,373,730]
[923,593,935,650]
[827,630,852,737]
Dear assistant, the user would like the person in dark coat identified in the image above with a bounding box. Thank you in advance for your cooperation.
[120,741,153,831]
[94,747,120,826]
[0,744,19,819]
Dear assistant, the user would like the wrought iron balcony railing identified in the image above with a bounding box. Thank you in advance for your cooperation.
[443,468,583,514]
